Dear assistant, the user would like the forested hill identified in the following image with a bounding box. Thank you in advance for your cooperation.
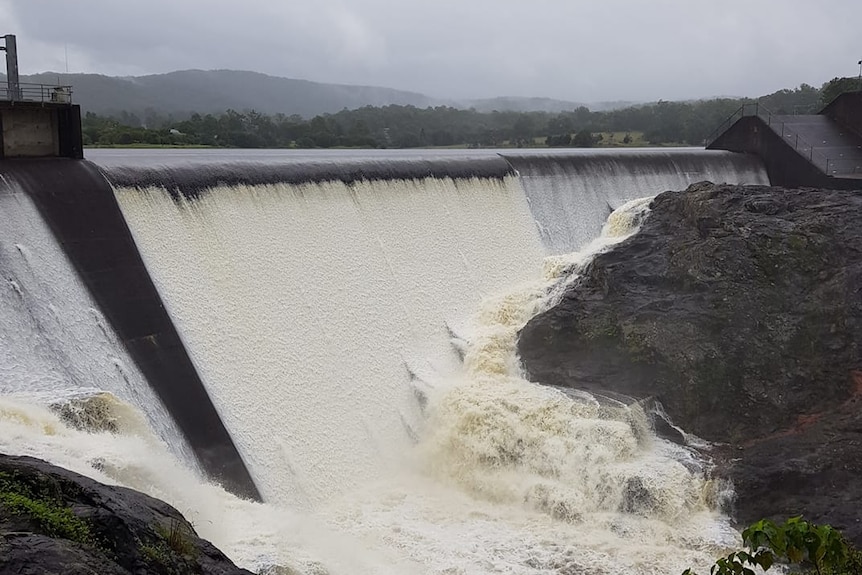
[79,80,844,149]
[461,96,630,113]
[17,70,436,118]
[8,69,600,118]
[6,70,852,126]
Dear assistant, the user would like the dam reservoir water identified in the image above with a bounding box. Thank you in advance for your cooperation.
[0,148,769,574]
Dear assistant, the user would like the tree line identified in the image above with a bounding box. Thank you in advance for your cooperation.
[82,77,857,149]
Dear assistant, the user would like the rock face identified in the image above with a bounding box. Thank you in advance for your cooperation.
[0,453,252,575]
[518,182,862,543]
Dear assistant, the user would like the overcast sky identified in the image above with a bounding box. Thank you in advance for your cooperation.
[1,0,860,103]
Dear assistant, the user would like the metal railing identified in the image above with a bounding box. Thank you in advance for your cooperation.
[705,102,857,176]
[0,82,73,104]
[704,104,751,148]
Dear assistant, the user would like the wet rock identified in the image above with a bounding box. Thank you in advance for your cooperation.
[644,400,688,447]
[518,182,862,543]
[50,393,120,434]
[619,476,657,516]
[0,453,252,574]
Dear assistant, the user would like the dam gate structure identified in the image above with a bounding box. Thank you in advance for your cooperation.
[0,35,83,160]
[706,91,862,189]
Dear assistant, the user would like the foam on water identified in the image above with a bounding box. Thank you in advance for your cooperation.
[395,197,736,571]
[0,395,419,575]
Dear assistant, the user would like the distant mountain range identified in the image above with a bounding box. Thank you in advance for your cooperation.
[3,69,634,118]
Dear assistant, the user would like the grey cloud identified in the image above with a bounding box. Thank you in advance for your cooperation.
[1,0,860,102]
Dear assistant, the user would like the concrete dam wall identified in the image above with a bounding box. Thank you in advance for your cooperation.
[0,158,259,500]
[1,149,769,506]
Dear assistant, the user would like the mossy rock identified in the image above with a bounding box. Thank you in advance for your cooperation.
[0,454,252,574]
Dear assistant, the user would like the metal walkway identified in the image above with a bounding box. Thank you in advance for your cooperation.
[706,98,862,187]
[769,114,862,176]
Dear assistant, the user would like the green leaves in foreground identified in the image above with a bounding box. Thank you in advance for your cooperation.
[684,517,862,575]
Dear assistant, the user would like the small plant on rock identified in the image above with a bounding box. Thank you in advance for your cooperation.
[156,518,197,557]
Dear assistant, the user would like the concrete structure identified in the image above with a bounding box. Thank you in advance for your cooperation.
[0,158,261,502]
[821,91,862,139]
[707,92,862,189]
[0,34,83,159]
[0,100,83,159]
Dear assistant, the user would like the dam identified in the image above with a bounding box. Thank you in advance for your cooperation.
[1,144,769,574]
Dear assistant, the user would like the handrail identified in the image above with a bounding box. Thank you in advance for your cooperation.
[705,102,855,176]
[704,105,748,147]
[0,82,73,104]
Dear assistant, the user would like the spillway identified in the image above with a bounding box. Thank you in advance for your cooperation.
[502,149,769,252]
[0,148,769,574]
[0,180,192,463]
[109,157,546,505]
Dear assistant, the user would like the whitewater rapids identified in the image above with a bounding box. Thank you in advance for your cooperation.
[0,197,738,575]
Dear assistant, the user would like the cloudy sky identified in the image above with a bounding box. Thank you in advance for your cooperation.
[1,0,860,102]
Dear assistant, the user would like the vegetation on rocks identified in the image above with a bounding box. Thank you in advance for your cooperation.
[0,454,251,574]
[0,470,94,545]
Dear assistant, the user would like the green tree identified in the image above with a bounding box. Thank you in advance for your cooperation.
[512,115,540,141]
[820,77,860,106]
[759,83,821,114]
[546,133,572,147]
[572,128,595,148]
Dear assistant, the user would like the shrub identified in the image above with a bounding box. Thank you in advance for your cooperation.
[684,517,862,575]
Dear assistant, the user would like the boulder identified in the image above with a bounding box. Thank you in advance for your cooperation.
[0,453,252,574]
[517,182,862,542]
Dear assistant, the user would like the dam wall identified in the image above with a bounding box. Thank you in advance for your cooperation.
[2,149,769,504]
[0,180,192,461]
[0,158,259,500]
[500,149,770,253]
[0,148,774,573]
[107,159,546,504]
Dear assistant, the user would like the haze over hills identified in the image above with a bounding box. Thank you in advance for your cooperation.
[22,70,435,118]
[462,96,635,114]
[7,69,632,119]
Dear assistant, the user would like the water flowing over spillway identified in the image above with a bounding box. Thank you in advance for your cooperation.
[504,150,769,253]
[114,173,546,505]
[0,183,194,465]
[0,150,770,574]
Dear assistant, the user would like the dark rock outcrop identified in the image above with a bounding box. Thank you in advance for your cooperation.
[518,182,862,543]
[0,453,251,574]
